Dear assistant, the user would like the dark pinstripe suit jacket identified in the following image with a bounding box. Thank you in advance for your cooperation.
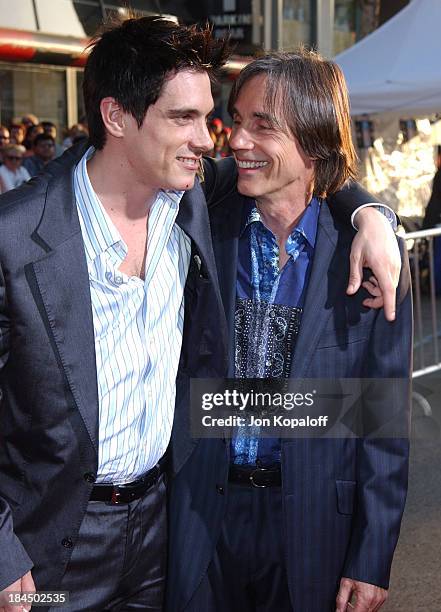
[0,146,228,597]
[167,173,412,612]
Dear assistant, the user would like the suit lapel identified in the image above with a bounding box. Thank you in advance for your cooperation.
[29,162,99,451]
[209,195,244,375]
[290,201,347,378]
[177,180,219,286]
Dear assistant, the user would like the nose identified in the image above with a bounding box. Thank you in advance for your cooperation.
[229,125,253,152]
[190,120,215,154]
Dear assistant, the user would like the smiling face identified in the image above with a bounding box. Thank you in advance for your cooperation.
[3,151,23,171]
[122,69,214,192]
[229,74,315,206]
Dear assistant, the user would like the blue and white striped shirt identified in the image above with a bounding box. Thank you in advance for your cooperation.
[74,147,191,484]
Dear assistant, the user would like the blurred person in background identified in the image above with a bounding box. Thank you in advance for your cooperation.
[422,151,441,294]
[209,118,232,158]
[0,126,10,164]
[21,113,39,129]
[422,151,441,229]
[208,117,229,158]
[209,117,223,139]
[62,123,89,149]
[219,125,231,157]
[23,123,44,155]
[41,121,65,157]
[23,133,56,177]
[0,144,30,193]
[9,123,25,146]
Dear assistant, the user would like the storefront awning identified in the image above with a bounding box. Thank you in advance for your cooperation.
[0,28,89,66]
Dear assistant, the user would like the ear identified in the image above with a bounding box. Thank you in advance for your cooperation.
[100,97,125,139]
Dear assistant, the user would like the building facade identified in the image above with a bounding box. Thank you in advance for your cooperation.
[0,0,167,131]
[0,0,409,129]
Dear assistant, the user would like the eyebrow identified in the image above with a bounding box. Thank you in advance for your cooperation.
[254,112,277,123]
[231,108,278,125]
[167,107,214,118]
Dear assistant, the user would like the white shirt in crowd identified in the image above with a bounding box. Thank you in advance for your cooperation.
[0,164,31,193]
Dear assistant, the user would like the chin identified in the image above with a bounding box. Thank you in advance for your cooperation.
[174,174,197,191]
[237,180,257,198]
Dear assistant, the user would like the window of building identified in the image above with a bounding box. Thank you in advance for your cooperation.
[0,62,67,133]
[334,0,357,55]
[0,0,160,38]
[283,0,312,48]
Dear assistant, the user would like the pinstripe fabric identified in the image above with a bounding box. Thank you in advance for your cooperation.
[74,147,191,484]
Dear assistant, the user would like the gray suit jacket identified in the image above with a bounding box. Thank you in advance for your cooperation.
[0,147,228,593]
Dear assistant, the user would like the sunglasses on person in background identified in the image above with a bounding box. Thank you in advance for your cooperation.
[6,156,22,161]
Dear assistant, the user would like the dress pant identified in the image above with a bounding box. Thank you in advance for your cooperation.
[50,473,166,612]
[186,481,293,612]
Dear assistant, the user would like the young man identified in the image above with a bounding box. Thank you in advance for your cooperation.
[22,133,56,177]
[0,16,400,612]
[0,16,229,612]
[167,50,412,612]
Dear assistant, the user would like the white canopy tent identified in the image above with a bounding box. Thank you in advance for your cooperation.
[335,0,441,117]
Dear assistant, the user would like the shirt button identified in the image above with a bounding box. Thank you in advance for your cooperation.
[216,484,224,495]
[115,276,123,285]
[61,537,73,548]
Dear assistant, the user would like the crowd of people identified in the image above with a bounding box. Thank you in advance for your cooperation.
[0,111,231,192]
[0,115,88,193]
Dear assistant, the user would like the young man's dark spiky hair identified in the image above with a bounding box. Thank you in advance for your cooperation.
[84,16,231,149]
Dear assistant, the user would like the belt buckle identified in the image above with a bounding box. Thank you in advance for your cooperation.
[249,467,268,488]
[110,486,121,505]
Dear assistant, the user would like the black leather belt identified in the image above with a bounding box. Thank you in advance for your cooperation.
[90,456,167,504]
[228,464,282,488]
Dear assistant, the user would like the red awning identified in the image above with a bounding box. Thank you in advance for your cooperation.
[0,28,89,67]
[0,28,251,75]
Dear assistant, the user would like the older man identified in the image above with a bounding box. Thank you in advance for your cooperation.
[0,144,30,193]
[167,49,411,612]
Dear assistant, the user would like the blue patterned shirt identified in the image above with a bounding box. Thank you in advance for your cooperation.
[232,198,320,466]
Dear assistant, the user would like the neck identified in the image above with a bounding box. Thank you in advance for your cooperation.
[87,146,157,220]
[256,183,313,246]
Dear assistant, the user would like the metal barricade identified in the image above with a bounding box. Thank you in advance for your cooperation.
[403,226,441,378]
